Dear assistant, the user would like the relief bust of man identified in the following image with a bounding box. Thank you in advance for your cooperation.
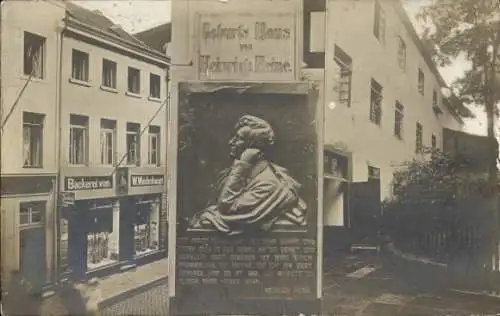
[189,115,307,235]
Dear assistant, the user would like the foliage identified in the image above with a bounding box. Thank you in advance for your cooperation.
[388,147,492,206]
[417,0,500,109]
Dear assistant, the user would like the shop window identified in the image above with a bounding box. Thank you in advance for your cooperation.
[100,119,116,165]
[24,31,45,78]
[134,202,160,257]
[126,122,141,165]
[86,209,117,270]
[148,126,160,166]
[102,59,117,89]
[128,67,140,94]
[72,49,89,82]
[19,201,45,226]
[149,73,161,99]
[23,112,44,168]
[69,114,89,165]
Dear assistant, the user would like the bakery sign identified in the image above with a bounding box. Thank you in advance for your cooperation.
[131,174,165,187]
[64,176,113,191]
[197,12,296,81]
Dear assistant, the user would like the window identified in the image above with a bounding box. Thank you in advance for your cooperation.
[128,67,140,94]
[149,74,161,99]
[397,36,406,70]
[148,126,160,166]
[23,32,45,78]
[432,89,438,106]
[333,45,352,107]
[22,112,44,168]
[126,123,141,165]
[69,114,89,165]
[19,201,45,226]
[100,119,116,165]
[432,134,437,149]
[418,68,425,95]
[72,49,89,82]
[102,59,117,89]
[415,122,423,153]
[368,165,380,180]
[373,0,386,42]
[370,78,383,125]
[394,101,404,139]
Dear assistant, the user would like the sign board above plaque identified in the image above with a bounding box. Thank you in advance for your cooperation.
[197,13,297,81]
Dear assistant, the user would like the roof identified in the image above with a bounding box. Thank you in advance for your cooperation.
[391,0,475,119]
[64,2,168,62]
[133,23,171,54]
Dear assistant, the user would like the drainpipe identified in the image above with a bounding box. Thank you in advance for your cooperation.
[54,19,65,286]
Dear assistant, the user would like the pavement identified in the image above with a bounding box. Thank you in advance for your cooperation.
[321,249,500,316]
[96,257,168,309]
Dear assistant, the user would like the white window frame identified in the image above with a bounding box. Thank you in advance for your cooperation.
[128,67,141,94]
[148,127,161,166]
[69,115,89,165]
[19,201,45,227]
[397,36,407,70]
[127,123,141,166]
[149,74,161,99]
[333,46,352,107]
[370,79,383,125]
[418,69,425,95]
[100,119,116,165]
[22,112,44,168]
[394,101,404,139]
[23,32,45,79]
[102,59,117,89]
[72,49,89,82]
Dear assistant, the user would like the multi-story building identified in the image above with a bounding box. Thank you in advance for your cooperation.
[141,0,473,250]
[1,1,170,291]
[1,0,66,292]
[59,3,170,280]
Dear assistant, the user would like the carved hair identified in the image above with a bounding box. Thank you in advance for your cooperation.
[234,115,275,150]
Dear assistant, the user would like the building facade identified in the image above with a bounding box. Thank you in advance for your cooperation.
[144,0,473,250]
[1,1,170,291]
[59,3,170,280]
[1,0,66,292]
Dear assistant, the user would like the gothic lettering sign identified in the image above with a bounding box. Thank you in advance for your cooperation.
[64,176,113,191]
[175,82,319,315]
[197,13,297,81]
[131,174,165,187]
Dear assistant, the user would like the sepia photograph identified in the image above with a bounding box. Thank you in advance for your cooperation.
[1,0,499,315]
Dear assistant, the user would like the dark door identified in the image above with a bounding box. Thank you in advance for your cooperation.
[19,227,46,293]
[350,180,381,244]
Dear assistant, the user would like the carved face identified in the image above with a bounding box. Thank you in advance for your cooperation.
[228,128,249,159]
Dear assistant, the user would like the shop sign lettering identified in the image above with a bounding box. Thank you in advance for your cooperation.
[198,13,296,81]
[131,174,165,187]
[65,176,113,191]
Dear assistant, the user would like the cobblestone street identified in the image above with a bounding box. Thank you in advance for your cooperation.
[100,283,169,316]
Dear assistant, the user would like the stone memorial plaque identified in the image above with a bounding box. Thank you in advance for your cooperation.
[174,81,319,315]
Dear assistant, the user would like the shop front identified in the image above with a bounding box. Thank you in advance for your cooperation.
[59,169,167,280]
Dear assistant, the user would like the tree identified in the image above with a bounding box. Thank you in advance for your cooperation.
[417,0,500,272]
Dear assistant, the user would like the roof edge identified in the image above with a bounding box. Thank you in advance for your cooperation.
[64,16,170,64]
[391,0,474,120]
